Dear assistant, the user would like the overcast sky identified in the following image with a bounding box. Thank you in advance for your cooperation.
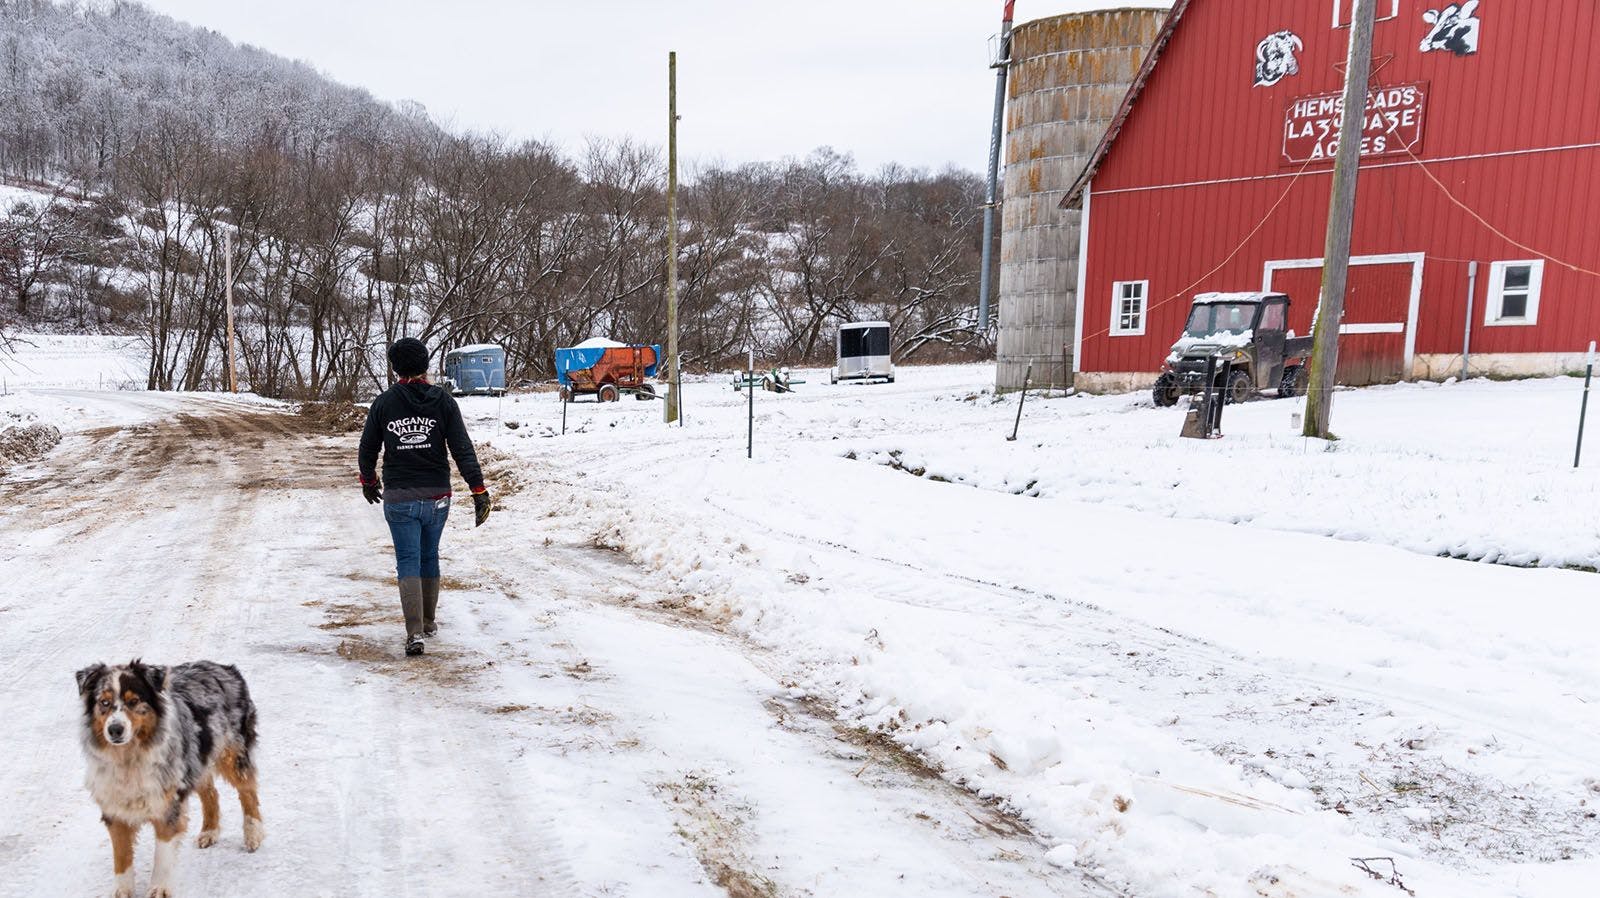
[136,0,1166,174]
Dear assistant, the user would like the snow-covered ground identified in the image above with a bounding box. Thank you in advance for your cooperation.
[3,346,1598,897]
[0,387,1095,896]
[1,333,146,391]
[461,365,1600,898]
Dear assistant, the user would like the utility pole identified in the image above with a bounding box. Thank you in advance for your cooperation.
[664,50,682,425]
[224,230,238,393]
[977,0,1015,334]
[1303,0,1377,439]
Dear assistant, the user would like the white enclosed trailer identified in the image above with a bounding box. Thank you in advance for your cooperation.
[831,321,894,384]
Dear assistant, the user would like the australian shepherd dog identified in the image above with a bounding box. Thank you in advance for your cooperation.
[75,660,264,898]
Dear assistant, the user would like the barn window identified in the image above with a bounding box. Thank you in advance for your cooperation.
[1485,260,1544,326]
[1110,280,1148,336]
[1332,0,1400,28]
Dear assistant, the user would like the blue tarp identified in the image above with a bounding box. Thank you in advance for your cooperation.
[554,344,661,386]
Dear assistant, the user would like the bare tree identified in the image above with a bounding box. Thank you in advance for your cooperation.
[0,188,86,317]
[0,3,994,398]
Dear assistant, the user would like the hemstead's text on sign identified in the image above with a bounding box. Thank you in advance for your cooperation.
[1283,83,1428,164]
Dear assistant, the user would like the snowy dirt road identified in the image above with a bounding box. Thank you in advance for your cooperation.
[0,392,1095,897]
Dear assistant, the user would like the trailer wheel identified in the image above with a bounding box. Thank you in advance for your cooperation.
[557,386,572,403]
[1225,370,1253,405]
[1279,365,1307,398]
[1152,373,1182,407]
[634,383,657,401]
[597,384,620,403]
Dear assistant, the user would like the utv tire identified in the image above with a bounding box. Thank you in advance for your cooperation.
[1279,365,1307,398]
[1225,370,1253,405]
[597,383,620,403]
[1152,373,1182,408]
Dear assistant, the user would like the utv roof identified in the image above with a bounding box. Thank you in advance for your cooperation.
[1191,291,1287,305]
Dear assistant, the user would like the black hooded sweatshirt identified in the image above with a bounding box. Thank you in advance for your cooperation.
[358,381,485,502]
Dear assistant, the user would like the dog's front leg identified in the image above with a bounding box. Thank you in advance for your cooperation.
[103,817,136,898]
[147,804,187,898]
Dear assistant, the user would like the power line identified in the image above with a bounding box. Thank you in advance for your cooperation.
[1077,159,1318,347]
[1401,143,1600,280]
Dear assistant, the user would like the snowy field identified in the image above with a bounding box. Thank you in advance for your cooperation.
[463,365,1600,898]
[1,333,146,390]
[1,337,1597,898]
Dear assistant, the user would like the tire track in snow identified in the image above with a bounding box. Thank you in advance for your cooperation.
[692,493,1600,867]
[472,543,1119,897]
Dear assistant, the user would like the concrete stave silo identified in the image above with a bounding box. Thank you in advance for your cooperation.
[996,8,1167,392]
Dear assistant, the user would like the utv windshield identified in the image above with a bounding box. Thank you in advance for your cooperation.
[1183,303,1257,339]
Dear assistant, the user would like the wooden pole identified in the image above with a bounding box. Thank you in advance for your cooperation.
[1302,0,1377,439]
[664,51,681,424]
[224,230,238,393]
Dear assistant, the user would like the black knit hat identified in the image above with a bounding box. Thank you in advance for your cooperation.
[387,338,430,378]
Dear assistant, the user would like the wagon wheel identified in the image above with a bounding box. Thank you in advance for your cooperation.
[557,385,572,403]
[634,383,657,401]
[597,383,620,403]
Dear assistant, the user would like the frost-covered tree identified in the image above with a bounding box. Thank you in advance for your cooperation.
[0,0,413,181]
[0,2,990,396]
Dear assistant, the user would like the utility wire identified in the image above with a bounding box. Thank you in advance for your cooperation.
[1077,158,1318,346]
[1401,143,1600,280]
[1077,143,1600,351]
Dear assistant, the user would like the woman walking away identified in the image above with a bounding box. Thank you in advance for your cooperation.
[358,338,493,657]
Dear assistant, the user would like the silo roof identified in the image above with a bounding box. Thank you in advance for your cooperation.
[1059,0,1193,211]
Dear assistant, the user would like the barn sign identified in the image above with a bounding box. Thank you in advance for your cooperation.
[1282,82,1428,164]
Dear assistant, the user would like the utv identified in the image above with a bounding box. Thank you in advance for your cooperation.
[1152,292,1313,407]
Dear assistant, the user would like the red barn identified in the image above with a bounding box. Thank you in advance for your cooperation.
[1064,0,1600,392]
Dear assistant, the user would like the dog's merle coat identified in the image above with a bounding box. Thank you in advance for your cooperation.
[76,660,263,896]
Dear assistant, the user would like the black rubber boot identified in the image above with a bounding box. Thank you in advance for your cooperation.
[399,577,425,656]
[421,577,440,637]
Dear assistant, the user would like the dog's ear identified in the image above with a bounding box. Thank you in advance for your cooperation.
[75,664,106,696]
[137,663,168,694]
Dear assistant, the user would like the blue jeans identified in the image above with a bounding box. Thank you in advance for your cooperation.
[384,498,450,579]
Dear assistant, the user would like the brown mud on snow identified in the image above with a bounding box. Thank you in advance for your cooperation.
[318,631,485,686]
[0,421,62,474]
[657,772,784,898]
[294,400,366,434]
